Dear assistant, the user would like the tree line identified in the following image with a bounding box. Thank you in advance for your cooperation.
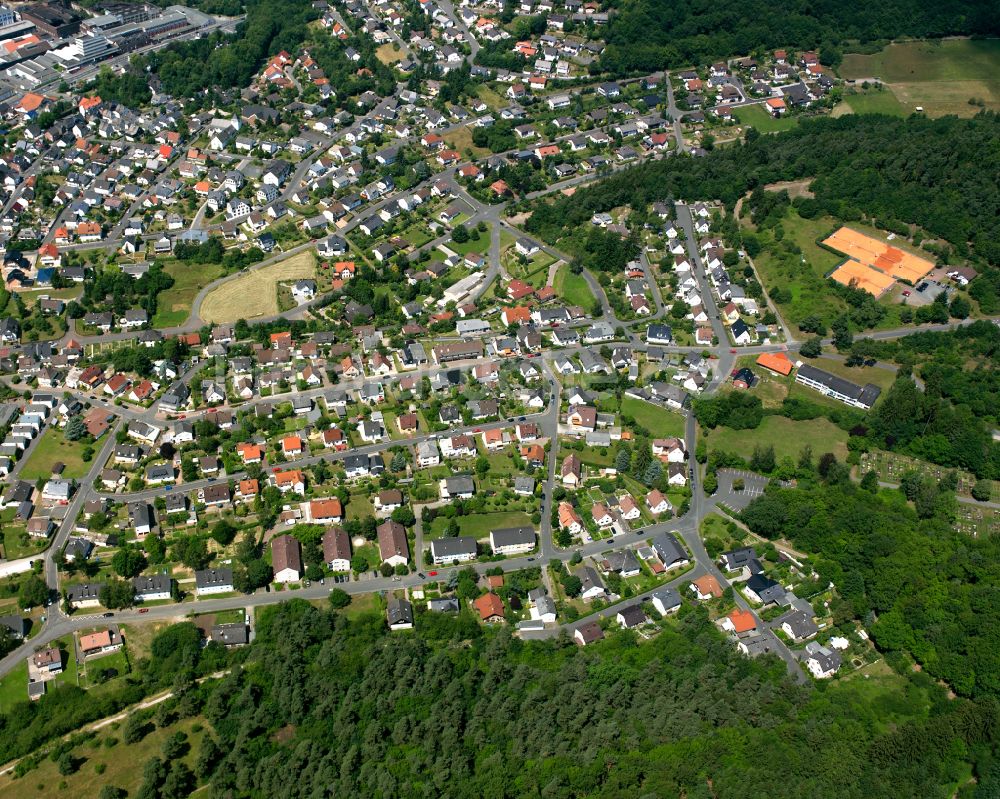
[596,0,1000,75]
[526,114,1000,307]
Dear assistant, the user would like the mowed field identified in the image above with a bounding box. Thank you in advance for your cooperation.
[703,415,849,462]
[839,40,1000,117]
[734,104,800,133]
[200,251,316,323]
[153,260,224,327]
[554,263,594,308]
[375,43,405,64]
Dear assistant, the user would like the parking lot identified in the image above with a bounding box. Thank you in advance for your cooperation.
[716,469,770,511]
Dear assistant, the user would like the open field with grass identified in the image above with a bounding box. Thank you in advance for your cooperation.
[734,104,800,133]
[428,511,534,540]
[812,356,898,392]
[19,287,80,309]
[375,42,405,64]
[750,210,907,330]
[703,415,849,462]
[554,263,593,307]
[620,396,686,439]
[200,251,315,323]
[842,89,907,116]
[153,260,224,327]
[0,715,207,799]
[442,126,490,159]
[840,40,1000,117]
[0,660,27,710]
[20,427,92,480]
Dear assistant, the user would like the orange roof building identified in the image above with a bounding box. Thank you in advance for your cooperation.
[692,574,723,599]
[237,442,262,463]
[282,435,303,454]
[473,592,505,622]
[274,469,305,489]
[309,498,343,521]
[725,609,757,634]
[15,92,46,114]
[756,351,794,376]
[79,630,114,651]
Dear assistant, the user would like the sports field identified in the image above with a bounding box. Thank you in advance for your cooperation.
[823,227,934,284]
[840,40,1000,117]
[200,251,316,323]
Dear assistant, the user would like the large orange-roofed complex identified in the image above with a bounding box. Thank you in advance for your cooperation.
[823,226,934,295]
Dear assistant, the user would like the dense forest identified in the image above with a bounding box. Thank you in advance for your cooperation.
[526,113,1000,306]
[597,0,1000,74]
[188,600,1000,798]
[742,469,1000,702]
[141,0,318,98]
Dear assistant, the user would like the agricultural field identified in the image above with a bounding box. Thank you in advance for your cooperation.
[734,104,800,133]
[19,427,93,480]
[703,416,849,463]
[200,251,316,323]
[839,39,1000,117]
[152,260,225,328]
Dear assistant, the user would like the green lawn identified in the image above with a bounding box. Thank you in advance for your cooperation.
[152,260,225,327]
[810,357,898,392]
[0,660,27,710]
[554,263,594,308]
[704,415,849,463]
[839,39,1000,117]
[82,648,130,687]
[448,227,491,256]
[346,493,377,521]
[20,427,92,480]
[621,396,686,438]
[428,511,534,540]
[2,522,46,559]
[735,104,800,133]
[844,89,907,116]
